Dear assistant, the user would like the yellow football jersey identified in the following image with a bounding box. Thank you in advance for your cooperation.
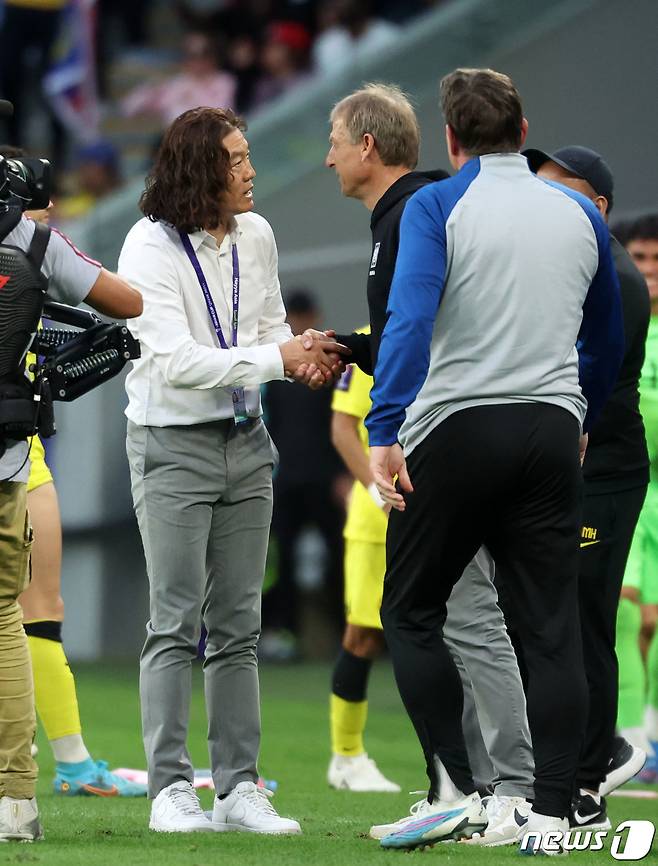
[25,324,53,491]
[332,327,387,545]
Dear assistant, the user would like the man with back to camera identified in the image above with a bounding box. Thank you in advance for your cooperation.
[308,83,535,842]
[367,68,624,853]
[518,146,650,829]
[118,106,349,835]
[0,110,143,839]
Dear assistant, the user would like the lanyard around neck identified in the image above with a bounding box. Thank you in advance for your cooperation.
[179,231,240,350]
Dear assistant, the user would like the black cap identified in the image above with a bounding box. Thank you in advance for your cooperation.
[523,145,614,209]
[0,99,13,117]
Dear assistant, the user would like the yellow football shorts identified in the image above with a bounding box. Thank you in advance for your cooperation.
[27,436,53,493]
[344,539,386,630]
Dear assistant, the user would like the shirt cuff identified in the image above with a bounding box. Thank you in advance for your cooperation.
[368,433,399,447]
[366,413,401,447]
[257,342,285,381]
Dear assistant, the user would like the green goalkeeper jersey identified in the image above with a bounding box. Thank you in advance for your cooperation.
[640,316,658,474]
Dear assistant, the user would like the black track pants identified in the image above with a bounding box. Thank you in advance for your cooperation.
[382,403,587,817]
[576,484,647,790]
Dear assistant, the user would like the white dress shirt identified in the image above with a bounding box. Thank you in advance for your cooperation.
[119,212,293,427]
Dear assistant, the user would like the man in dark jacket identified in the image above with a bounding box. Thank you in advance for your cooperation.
[311,83,535,845]
[523,146,650,826]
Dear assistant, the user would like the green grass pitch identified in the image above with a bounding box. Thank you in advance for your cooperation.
[9,661,657,865]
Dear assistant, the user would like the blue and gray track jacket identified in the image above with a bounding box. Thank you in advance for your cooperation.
[366,153,624,454]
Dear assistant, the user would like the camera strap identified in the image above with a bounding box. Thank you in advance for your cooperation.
[26,220,50,275]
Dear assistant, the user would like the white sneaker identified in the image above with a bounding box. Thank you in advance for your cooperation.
[379,791,487,849]
[328,754,401,792]
[600,736,647,795]
[369,793,430,839]
[149,781,214,832]
[0,797,43,842]
[211,781,301,835]
[463,794,530,846]
[519,810,569,856]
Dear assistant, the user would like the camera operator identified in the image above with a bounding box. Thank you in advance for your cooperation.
[0,145,148,800]
[0,142,142,841]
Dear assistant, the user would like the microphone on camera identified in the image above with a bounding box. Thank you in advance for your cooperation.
[0,100,14,117]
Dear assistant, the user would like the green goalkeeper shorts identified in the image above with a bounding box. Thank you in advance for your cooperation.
[624,480,658,604]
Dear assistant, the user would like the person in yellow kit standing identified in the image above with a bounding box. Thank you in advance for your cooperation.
[327,327,400,792]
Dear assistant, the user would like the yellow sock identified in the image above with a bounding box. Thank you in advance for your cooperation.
[27,634,82,740]
[330,694,368,756]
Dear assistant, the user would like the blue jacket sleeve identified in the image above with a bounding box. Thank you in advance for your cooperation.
[366,189,447,446]
[577,215,624,432]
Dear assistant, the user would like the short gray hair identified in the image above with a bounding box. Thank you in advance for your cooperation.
[331,83,420,169]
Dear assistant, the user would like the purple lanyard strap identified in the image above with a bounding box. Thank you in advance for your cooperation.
[179,231,240,350]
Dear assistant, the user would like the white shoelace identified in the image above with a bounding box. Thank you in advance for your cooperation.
[239,785,278,816]
[167,784,203,816]
[486,795,509,826]
[406,792,432,820]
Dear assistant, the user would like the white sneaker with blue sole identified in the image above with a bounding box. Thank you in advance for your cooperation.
[380,791,487,849]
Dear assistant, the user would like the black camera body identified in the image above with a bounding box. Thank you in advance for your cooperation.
[0,154,52,211]
[0,137,140,455]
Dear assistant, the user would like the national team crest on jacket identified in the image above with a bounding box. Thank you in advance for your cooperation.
[369,243,381,276]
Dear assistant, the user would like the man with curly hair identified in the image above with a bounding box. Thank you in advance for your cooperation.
[119,107,346,834]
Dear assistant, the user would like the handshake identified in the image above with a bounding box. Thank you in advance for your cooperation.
[279,329,350,389]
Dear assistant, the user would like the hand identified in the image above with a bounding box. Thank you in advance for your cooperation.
[579,433,588,466]
[294,330,342,388]
[293,365,326,389]
[300,328,336,350]
[366,481,391,514]
[280,337,350,389]
[292,353,345,389]
[369,443,413,512]
[295,328,352,388]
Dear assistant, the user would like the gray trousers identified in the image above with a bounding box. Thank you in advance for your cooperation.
[127,418,276,798]
[445,547,534,799]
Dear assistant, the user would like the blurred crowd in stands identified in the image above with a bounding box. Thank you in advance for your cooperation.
[0,0,441,214]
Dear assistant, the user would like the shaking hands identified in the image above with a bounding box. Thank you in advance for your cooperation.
[279,329,351,389]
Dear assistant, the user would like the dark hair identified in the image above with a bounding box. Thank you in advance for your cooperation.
[285,288,319,315]
[140,107,246,233]
[440,68,523,156]
[611,212,658,246]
